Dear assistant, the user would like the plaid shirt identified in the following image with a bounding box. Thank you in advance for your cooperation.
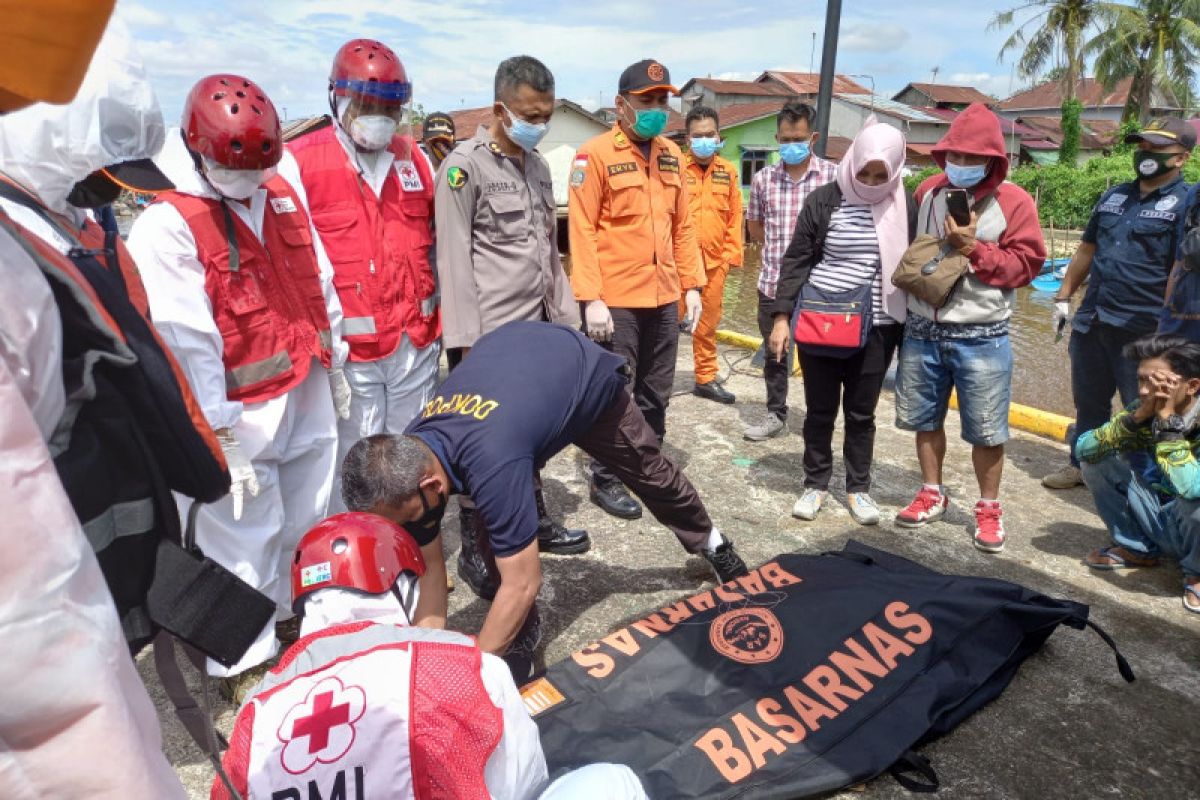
[746,157,837,298]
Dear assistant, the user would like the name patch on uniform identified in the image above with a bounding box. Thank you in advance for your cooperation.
[300,561,332,588]
[1139,209,1177,221]
[446,166,467,190]
[485,180,519,194]
[657,154,680,174]
[608,162,639,176]
[270,196,297,214]
[1097,205,1124,215]
[712,171,732,185]
[397,160,424,192]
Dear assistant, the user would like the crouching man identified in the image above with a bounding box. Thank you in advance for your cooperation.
[214,512,648,799]
[340,320,750,681]
[1079,334,1200,614]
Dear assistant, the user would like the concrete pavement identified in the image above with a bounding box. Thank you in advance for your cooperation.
[147,337,1200,799]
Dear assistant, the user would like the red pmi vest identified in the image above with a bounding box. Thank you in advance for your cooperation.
[157,178,333,404]
[288,125,440,361]
[214,622,503,800]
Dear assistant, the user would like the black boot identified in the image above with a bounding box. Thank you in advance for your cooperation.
[589,476,643,519]
[457,506,499,600]
[535,489,590,555]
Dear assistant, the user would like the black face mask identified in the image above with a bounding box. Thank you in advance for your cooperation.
[1134,150,1178,180]
[66,169,124,209]
[408,486,447,539]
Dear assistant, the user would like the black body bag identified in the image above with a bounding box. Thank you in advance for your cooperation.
[529,541,1133,799]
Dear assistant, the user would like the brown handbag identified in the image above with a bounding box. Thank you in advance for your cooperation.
[892,192,992,309]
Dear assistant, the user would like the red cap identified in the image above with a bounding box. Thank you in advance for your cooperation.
[291,512,426,612]
[182,74,281,169]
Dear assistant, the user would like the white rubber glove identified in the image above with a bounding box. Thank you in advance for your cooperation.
[683,288,703,334]
[421,292,438,318]
[1052,300,1070,342]
[584,299,614,343]
[328,368,352,420]
[216,428,259,521]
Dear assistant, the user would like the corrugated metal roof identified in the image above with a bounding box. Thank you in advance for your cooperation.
[835,94,947,124]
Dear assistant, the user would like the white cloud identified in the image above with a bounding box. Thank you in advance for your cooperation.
[115,2,170,28]
[949,71,1021,100]
[842,24,910,54]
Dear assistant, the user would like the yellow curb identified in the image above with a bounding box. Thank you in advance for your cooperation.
[714,329,1071,443]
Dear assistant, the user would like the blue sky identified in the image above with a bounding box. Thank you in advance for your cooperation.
[117,0,1045,123]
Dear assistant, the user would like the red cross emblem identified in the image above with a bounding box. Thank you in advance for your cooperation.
[277,677,367,774]
[400,165,416,178]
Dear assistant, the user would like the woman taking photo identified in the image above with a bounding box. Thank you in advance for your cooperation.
[767,120,915,524]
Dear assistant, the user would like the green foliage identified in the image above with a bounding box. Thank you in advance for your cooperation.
[903,166,940,194]
[904,149,1198,229]
[1058,99,1082,165]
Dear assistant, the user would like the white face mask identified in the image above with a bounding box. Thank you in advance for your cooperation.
[204,159,276,200]
[349,114,400,151]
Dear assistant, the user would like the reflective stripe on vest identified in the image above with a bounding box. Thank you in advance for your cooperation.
[342,316,377,336]
[158,182,333,403]
[82,497,156,552]
[225,350,294,394]
[288,126,440,360]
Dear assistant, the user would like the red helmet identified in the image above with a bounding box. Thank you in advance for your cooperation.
[182,74,282,170]
[329,39,411,106]
[291,512,426,611]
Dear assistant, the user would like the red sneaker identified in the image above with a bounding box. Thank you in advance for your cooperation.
[895,487,948,528]
[973,501,1006,553]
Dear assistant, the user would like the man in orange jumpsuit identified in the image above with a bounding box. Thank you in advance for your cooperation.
[680,105,743,404]
[569,59,704,520]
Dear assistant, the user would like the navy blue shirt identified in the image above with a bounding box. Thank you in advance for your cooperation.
[405,321,627,556]
[1162,182,1200,338]
[1075,177,1188,335]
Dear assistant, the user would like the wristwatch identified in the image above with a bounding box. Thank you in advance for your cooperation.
[1152,414,1187,439]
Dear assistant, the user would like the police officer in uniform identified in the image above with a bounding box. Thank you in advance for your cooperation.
[1044,117,1193,491]
[435,56,588,599]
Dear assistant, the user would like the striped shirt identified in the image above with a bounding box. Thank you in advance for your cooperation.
[808,198,897,326]
[747,158,837,298]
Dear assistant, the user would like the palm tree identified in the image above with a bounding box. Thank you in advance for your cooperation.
[1088,0,1200,123]
[990,0,1101,102]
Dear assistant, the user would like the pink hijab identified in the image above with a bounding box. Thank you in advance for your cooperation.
[836,116,909,322]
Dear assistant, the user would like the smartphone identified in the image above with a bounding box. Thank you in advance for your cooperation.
[945,189,971,227]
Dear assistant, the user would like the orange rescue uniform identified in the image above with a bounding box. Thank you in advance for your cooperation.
[679,152,743,383]
[568,125,704,308]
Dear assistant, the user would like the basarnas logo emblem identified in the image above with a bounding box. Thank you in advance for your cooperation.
[447,166,467,189]
[277,677,367,774]
[647,62,665,81]
[709,607,784,664]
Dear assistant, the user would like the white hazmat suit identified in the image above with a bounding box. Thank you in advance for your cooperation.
[128,130,348,677]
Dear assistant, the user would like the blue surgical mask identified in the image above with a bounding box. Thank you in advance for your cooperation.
[630,107,669,139]
[689,136,720,158]
[501,103,550,152]
[778,141,811,165]
[945,162,988,189]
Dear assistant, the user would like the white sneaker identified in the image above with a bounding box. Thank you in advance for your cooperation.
[1042,464,1083,489]
[792,489,827,520]
[848,493,881,525]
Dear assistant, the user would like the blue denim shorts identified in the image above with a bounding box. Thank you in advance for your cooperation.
[895,333,1013,446]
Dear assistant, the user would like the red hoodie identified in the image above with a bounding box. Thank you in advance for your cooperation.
[915,103,1045,293]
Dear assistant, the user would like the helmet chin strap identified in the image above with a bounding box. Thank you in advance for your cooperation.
[390,574,418,626]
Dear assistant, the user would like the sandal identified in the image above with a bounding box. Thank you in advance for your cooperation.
[1084,546,1160,571]
[1184,582,1200,614]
